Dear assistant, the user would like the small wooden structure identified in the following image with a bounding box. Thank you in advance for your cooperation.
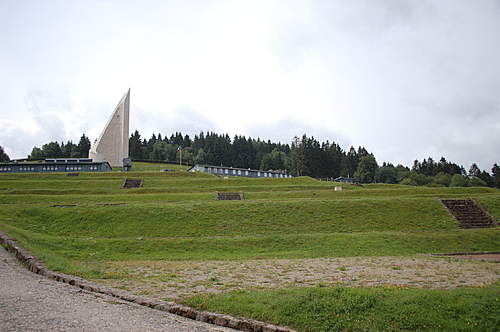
[215,192,244,200]
[122,179,144,188]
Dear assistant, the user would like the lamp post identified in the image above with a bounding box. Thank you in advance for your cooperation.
[177,146,182,167]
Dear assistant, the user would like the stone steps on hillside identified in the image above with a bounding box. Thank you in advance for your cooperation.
[441,199,496,229]
[122,179,143,188]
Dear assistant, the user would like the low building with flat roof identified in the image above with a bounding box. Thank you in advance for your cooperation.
[189,164,292,179]
[0,158,112,173]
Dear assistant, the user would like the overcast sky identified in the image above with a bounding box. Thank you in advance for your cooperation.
[1,0,499,170]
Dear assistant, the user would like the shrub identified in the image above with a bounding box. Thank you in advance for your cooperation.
[402,171,431,186]
[432,172,452,187]
[400,178,417,186]
[449,174,467,187]
[468,176,487,187]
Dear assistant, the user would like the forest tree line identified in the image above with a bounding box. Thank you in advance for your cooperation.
[7,130,500,188]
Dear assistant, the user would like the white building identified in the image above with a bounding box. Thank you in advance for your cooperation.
[189,164,292,178]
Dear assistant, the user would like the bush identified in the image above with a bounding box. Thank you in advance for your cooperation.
[432,172,452,187]
[408,171,431,186]
[400,178,417,186]
[375,166,397,184]
[449,174,467,187]
[468,176,487,187]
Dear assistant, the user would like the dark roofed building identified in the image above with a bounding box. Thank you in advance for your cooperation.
[189,164,292,179]
[0,158,112,173]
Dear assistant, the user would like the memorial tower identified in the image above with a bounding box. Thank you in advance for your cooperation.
[89,89,130,167]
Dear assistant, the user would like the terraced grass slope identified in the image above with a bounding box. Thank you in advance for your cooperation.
[0,166,498,277]
[2,164,499,331]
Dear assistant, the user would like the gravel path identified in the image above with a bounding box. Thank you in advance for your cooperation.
[98,256,500,300]
[0,248,234,332]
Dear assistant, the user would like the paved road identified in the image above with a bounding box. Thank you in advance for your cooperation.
[0,248,234,332]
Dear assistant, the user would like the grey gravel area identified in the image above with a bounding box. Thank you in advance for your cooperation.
[0,247,235,332]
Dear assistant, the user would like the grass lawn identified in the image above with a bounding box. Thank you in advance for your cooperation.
[0,162,499,331]
[127,161,190,172]
[182,286,500,332]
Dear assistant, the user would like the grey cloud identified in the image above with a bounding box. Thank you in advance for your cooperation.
[388,97,500,170]
[24,92,67,141]
[132,106,219,139]
[170,106,219,135]
[0,121,41,159]
[0,89,95,159]
[245,118,352,148]
[1,1,499,171]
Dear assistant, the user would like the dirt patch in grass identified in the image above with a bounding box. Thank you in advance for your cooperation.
[93,256,500,300]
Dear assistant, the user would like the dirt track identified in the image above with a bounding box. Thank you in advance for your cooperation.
[0,247,234,332]
[97,256,500,300]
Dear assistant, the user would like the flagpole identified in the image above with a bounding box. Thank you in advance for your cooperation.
[180,147,182,167]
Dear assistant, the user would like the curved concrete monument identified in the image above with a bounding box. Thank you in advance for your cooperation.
[89,89,130,167]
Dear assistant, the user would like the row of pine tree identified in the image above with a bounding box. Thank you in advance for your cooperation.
[6,130,499,188]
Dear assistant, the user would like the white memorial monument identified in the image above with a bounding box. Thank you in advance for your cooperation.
[89,89,130,167]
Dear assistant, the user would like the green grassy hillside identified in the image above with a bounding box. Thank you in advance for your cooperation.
[0,165,498,276]
[1,163,499,331]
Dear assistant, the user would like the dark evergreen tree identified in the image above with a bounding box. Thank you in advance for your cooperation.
[394,165,410,183]
[77,134,91,157]
[323,141,343,178]
[492,164,500,189]
[141,138,148,159]
[353,154,378,183]
[29,147,44,160]
[149,141,170,160]
[343,147,358,177]
[478,170,494,187]
[412,159,421,172]
[28,128,491,185]
[415,157,462,176]
[129,130,143,159]
[41,142,62,158]
[0,146,10,162]
[260,148,287,171]
[61,141,78,158]
[194,148,208,164]
[290,136,308,176]
[375,164,397,183]
[183,134,192,147]
[146,133,158,158]
[468,163,481,177]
